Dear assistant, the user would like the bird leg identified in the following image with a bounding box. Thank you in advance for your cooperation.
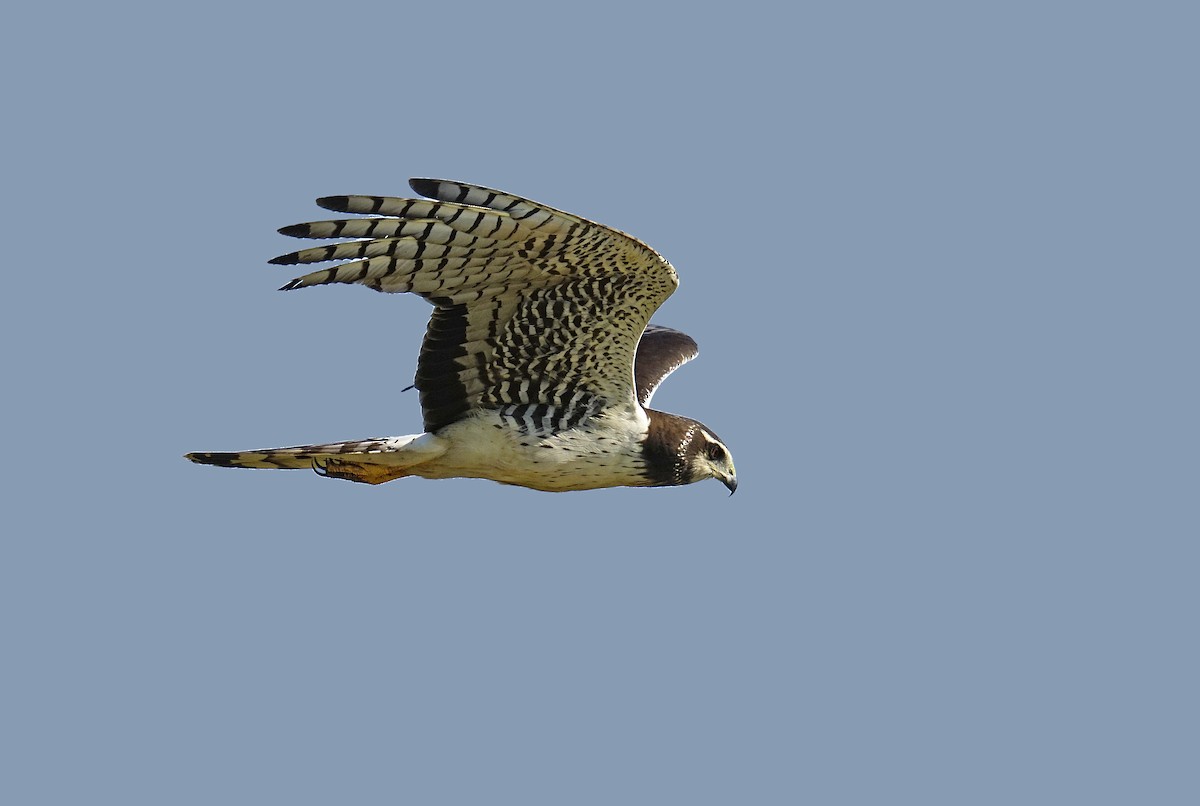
[312,457,411,485]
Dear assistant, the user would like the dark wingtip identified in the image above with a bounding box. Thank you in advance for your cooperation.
[268,252,298,265]
[278,223,309,237]
[408,178,441,198]
[279,278,303,291]
[316,195,350,212]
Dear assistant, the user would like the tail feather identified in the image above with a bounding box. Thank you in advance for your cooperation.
[186,434,444,476]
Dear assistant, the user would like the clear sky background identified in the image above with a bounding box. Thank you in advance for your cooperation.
[3,2,1196,804]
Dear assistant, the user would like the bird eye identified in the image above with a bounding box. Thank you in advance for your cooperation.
[706,443,725,462]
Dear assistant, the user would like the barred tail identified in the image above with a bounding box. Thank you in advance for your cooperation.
[185,434,446,483]
[185,443,358,470]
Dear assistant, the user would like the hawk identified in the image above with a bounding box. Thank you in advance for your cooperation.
[187,179,737,494]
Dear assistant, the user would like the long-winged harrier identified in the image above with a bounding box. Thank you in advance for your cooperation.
[187,179,737,493]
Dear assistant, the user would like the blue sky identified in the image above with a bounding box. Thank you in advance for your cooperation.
[3,2,1197,804]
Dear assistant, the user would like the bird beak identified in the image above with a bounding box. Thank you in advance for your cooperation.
[721,474,738,496]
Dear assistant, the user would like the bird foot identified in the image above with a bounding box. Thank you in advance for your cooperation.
[312,457,410,485]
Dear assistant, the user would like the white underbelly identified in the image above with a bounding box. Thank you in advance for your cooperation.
[412,411,649,491]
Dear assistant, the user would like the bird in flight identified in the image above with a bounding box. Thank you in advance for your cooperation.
[187,179,737,493]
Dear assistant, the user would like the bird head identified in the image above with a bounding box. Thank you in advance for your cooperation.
[644,411,737,494]
[691,427,738,495]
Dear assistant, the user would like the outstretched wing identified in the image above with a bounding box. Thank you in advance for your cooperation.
[634,326,700,407]
[273,179,679,432]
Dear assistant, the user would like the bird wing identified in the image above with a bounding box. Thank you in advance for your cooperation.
[273,179,680,432]
[634,325,700,407]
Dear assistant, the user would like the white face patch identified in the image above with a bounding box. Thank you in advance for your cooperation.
[696,429,732,477]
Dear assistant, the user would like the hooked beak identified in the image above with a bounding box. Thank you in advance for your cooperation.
[721,473,738,496]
